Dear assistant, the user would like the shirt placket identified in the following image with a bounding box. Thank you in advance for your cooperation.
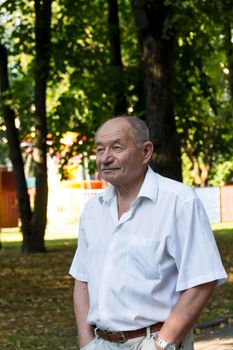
[97,198,140,327]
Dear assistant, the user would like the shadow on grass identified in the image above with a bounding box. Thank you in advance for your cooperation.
[1,227,232,349]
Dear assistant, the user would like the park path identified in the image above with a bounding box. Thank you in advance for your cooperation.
[194,324,233,350]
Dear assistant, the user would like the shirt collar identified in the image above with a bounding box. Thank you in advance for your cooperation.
[136,166,158,204]
[99,183,116,205]
[98,166,158,206]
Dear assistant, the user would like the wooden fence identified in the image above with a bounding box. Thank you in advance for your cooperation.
[0,171,233,229]
[0,172,18,229]
[0,191,18,228]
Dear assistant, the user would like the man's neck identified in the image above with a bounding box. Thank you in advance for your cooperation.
[116,190,139,219]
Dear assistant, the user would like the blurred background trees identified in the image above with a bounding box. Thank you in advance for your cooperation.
[0,0,233,251]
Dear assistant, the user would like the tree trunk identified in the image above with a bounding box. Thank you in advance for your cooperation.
[191,156,210,187]
[108,0,127,115]
[0,45,33,241]
[131,0,182,181]
[186,140,213,187]
[24,0,52,252]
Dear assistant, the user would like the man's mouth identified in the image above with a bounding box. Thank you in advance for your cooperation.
[101,167,119,171]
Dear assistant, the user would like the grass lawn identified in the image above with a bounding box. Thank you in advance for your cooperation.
[0,223,233,349]
[0,238,78,350]
[200,225,233,322]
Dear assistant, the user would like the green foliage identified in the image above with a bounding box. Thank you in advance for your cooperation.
[174,0,233,185]
[208,160,233,186]
[181,152,193,186]
[0,0,140,173]
[0,0,232,184]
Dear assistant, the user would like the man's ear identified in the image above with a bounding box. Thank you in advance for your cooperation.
[143,141,154,164]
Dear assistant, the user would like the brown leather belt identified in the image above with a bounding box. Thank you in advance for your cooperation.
[94,322,164,343]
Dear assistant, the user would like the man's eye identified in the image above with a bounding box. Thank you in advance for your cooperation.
[97,148,104,153]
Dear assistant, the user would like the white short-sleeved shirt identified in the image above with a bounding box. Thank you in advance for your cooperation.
[69,167,227,331]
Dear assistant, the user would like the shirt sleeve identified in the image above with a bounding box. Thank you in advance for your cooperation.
[174,196,227,292]
[69,211,88,282]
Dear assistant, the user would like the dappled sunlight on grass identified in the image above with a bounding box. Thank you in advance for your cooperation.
[197,226,233,323]
[0,240,78,350]
[1,228,78,243]
[212,221,233,231]
[0,229,22,242]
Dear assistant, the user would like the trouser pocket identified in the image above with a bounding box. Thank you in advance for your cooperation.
[140,337,155,350]
[80,338,97,350]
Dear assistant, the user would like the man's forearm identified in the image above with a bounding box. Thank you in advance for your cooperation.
[156,281,217,348]
[73,280,94,347]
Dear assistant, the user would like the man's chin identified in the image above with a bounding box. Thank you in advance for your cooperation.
[101,174,115,182]
[101,172,118,184]
[101,169,118,176]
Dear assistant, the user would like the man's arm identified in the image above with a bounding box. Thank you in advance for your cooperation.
[73,280,95,348]
[155,280,217,349]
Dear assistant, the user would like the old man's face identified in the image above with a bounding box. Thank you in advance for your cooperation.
[95,118,148,187]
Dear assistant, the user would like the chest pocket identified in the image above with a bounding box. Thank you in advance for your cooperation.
[125,235,162,280]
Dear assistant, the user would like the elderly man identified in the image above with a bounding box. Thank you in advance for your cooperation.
[69,116,227,350]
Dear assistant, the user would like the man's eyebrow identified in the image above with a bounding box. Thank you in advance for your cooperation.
[112,139,123,144]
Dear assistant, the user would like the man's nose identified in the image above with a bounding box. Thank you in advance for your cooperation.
[101,148,114,163]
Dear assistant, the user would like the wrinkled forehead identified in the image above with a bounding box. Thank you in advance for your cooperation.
[96,118,131,143]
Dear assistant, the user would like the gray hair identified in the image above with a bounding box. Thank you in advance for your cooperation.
[95,115,150,148]
[124,116,150,147]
